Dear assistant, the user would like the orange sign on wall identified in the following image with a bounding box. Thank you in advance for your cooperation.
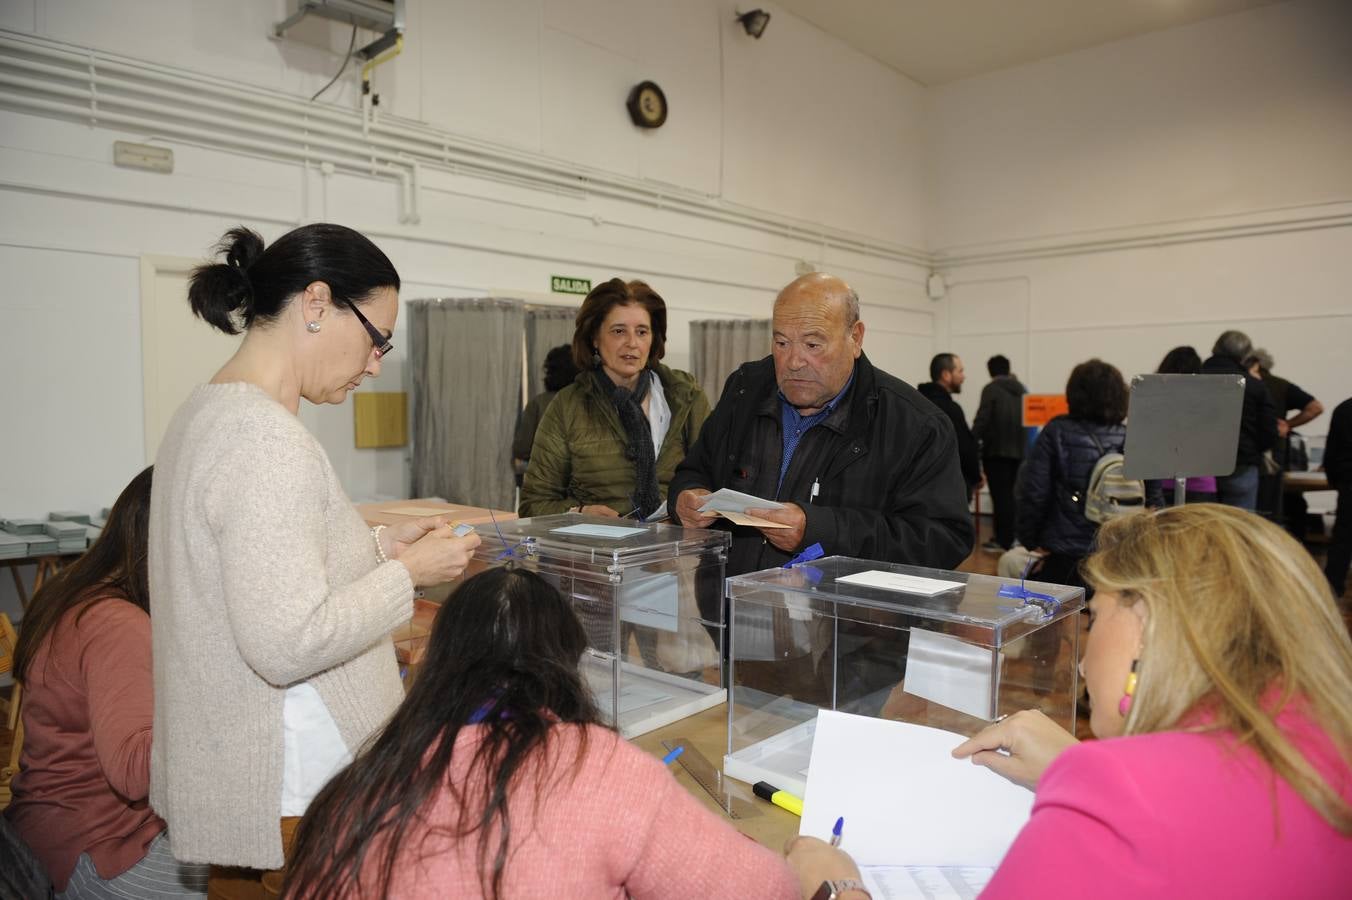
[1023,394,1069,428]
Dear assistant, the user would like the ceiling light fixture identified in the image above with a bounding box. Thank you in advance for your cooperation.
[736,9,771,39]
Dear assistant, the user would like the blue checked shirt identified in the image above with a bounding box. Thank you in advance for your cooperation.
[777,371,855,493]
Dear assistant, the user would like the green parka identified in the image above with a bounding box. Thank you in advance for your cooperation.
[519,363,711,517]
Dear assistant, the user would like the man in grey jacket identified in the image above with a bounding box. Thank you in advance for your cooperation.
[972,355,1027,552]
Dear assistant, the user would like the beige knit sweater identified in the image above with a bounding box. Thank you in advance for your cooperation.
[148,383,412,868]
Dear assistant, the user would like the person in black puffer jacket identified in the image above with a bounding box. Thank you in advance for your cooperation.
[1017,359,1129,588]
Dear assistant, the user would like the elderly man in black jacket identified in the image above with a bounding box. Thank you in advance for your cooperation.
[1201,330,1278,511]
[671,273,973,707]
[672,273,974,575]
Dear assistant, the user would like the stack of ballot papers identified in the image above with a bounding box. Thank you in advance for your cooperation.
[0,518,46,536]
[800,710,1035,900]
[23,534,58,555]
[697,489,790,528]
[45,520,89,552]
[49,510,92,524]
[0,532,29,560]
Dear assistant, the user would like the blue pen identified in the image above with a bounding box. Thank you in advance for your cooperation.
[830,816,844,847]
[661,745,685,766]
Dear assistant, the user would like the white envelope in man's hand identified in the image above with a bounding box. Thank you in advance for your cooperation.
[696,488,786,515]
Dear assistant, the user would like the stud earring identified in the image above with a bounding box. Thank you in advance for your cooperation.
[306,321,321,333]
[1117,660,1139,717]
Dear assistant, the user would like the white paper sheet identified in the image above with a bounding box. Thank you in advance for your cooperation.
[697,488,785,514]
[619,573,680,633]
[549,524,647,539]
[836,570,965,596]
[642,500,668,522]
[902,628,1000,721]
[861,866,994,900]
[800,710,1032,867]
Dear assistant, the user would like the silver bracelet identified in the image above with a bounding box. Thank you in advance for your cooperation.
[372,525,390,564]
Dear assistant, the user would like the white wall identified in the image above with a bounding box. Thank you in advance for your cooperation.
[927,0,1352,431]
[0,1,932,616]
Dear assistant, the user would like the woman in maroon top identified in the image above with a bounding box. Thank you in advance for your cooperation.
[5,467,209,897]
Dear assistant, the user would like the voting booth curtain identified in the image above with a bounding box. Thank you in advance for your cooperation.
[409,298,525,512]
[524,306,576,400]
[689,318,772,404]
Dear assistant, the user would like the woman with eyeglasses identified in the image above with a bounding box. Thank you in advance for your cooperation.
[149,224,481,898]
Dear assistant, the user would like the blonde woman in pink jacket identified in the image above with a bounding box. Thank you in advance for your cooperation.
[803,504,1352,898]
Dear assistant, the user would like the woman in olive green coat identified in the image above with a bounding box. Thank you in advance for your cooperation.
[520,278,710,519]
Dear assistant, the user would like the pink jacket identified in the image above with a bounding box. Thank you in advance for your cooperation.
[984,710,1352,898]
[355,723,798,899]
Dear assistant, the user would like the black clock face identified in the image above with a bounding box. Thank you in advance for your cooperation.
[627,81,668,129]
[640,89,662,119]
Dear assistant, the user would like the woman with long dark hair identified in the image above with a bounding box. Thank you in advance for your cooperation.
[282,567,799,899]
[5,467,210,897]
[150,223,481,896]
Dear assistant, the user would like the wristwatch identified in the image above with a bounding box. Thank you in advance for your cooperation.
[809,880,871,900]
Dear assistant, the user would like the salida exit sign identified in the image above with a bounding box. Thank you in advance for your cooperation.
[551,275,591,295]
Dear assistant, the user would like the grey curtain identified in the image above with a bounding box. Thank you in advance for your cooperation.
[689,318,772,403]
[524,306,577,400]
[409,298,525,511]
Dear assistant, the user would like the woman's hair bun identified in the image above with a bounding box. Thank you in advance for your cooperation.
[187,226,265,335]
[221,226,265,272]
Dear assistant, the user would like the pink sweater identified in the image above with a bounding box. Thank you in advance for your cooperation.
[984,711,1352,898]
[354,723,798,899]
[5,599,162,891]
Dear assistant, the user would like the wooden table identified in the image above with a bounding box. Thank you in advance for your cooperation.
[359,500,517,671]
[631,704,800,850]
[1283,471,1330,493]
[2,552,79,611]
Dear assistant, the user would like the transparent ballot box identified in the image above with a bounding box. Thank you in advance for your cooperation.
[723,557,1084,796]
[472,513,730,738]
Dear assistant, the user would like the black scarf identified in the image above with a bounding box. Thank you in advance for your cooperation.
[593,367,662,520]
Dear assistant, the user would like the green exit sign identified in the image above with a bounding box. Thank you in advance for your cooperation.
[551,275,592,295]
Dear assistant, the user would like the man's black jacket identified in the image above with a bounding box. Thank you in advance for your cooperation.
[917,381,981,490]
[670,353,974,576]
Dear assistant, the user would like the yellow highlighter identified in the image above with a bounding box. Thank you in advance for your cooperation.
[753,781,804,817]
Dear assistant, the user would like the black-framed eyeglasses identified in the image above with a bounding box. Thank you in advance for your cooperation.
[342,298,393,358]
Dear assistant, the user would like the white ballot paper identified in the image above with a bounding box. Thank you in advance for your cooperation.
[697,489,785,514]
[902,628,1001,721]
[800,710,1032,867]
[860,866,994,900]
[550,524,647,540]
[836,570,965,597]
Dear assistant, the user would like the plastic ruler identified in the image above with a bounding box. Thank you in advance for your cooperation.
[661,738,760,819]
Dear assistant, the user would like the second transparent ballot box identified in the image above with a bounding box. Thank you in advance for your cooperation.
[471,513,730,737]
[723,556,1084,796]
